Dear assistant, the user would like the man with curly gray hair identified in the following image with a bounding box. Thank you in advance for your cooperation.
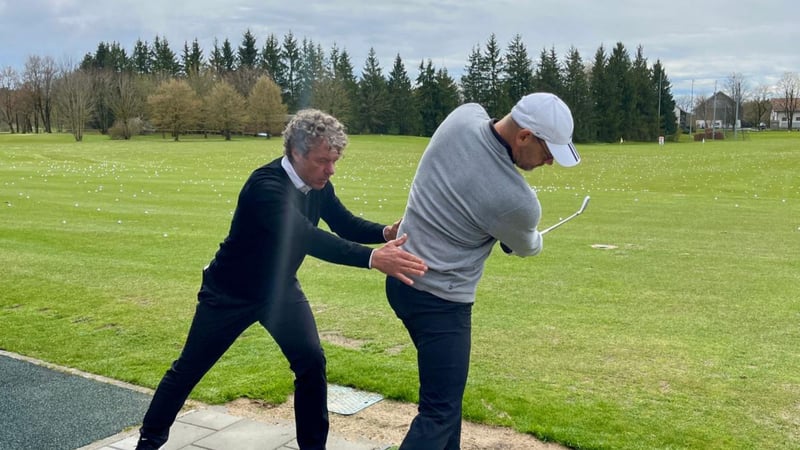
[283,108,348,161]
[136,109,427,450]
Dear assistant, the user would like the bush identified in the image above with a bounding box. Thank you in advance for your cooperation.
[109,118,145,140]
[694,130,724,141]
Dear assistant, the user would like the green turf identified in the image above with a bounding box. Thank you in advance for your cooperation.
[1,130,798,449]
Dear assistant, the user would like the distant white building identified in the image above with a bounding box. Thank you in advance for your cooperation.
[770,98,800,129]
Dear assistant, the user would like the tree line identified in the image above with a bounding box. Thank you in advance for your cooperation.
[0,30,683,142]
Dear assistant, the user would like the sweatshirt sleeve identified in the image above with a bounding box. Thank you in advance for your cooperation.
[319,183,386,244]
[489,189,544,257]
[248,174,375,269]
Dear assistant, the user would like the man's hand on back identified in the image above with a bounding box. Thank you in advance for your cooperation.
[371,234,427,285]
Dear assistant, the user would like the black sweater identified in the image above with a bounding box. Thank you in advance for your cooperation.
[204,158,386,302]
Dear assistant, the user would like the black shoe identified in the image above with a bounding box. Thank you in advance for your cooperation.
[135,436,164,450]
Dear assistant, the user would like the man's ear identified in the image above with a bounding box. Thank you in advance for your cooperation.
[517,129,533,145]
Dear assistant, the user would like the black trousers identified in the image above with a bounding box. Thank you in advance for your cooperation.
[138,278,328,450]
[385,276,473,450]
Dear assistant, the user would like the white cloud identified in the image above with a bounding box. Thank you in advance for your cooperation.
[2,0,798,96]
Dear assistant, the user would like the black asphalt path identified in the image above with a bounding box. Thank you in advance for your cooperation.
[0,353,151,450]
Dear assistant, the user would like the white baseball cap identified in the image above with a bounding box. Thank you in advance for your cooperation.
[510,92,581,167]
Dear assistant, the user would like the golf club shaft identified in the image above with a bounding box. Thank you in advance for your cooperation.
[540,196,590,235]
[540,212,580,235]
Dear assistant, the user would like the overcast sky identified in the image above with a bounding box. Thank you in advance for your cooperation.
[2,0,798,101]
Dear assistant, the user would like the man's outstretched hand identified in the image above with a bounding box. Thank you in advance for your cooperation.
[371,234,427,285]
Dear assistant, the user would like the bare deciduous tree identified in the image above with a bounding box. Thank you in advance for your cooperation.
[0,66,19,131]
[23,55,57,133]
[725,73,748,135]
[14,80,36,133]
[777,72,799,130]
[747,84,774,128]
[107,72,145,139]
[55,63,95,142]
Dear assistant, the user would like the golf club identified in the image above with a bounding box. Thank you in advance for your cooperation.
[540,196,590,235]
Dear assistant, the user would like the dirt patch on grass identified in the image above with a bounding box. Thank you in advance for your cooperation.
[319,331,367,350]
[225,396,567,450]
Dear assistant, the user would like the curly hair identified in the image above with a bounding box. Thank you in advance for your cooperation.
[283,109,348,160]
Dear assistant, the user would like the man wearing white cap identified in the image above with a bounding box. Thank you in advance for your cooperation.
[385,92,580,449]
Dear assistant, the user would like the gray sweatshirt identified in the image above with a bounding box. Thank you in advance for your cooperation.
[399,103,543,304]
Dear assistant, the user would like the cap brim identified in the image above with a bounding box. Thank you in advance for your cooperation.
[547,142,580,167]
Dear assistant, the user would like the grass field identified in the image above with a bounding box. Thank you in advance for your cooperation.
[1,131,799,449]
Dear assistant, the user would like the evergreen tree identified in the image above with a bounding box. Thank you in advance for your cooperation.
[182,39,203,77]
[82,42,127,72]
[208,39,224,75]
[151,35,181,77]
[238,29,259,69]
[282,31,302,111]
[333,47,357,85]
[298,38,324,109]
[386,54,419,135]
[88,42,109,70]
[653,60,677,138]
[629,45,657,140]
[562,46,592,142]
[415,59,439,136]
[605,42,633,141]
[107,42,130,72]
[313,45,351,123]
[533,46,563,96]
[482,33,506,117]
[332,47,360,131]
[357,47,389,134]
[220,38,236,73]
[131,39,151,74]
[504,34,533,104]
[435,67,461,124]
[589,45,610,141]
[80,52,95,71]
[260,34,286,89]
[326,43,340,79]
[461,45,486,105]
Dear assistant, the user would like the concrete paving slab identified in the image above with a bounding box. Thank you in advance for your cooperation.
[193,418,296,450]
[176,407,243,430]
